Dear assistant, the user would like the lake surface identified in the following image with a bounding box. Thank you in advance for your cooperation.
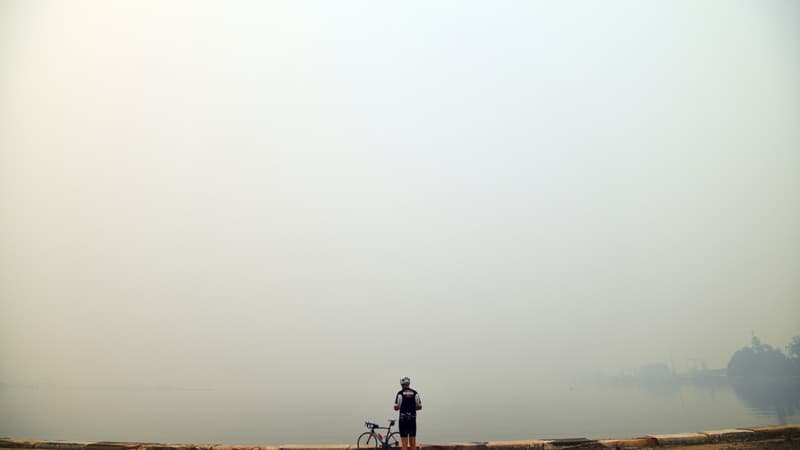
[2,378,799,444]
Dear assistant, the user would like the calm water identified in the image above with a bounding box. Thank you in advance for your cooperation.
[2,378,799,444]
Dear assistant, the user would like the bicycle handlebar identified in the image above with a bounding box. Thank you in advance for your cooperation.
[364,419,394,430]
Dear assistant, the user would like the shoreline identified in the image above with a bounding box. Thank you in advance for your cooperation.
[2,424,799,449]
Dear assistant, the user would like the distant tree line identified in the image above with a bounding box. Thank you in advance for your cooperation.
[727,334,800,377]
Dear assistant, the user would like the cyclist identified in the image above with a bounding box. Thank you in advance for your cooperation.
[393,377,421,450]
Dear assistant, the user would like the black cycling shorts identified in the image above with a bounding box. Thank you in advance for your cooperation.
[399,415,417,437]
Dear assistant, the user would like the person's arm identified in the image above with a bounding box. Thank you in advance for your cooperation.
[394,392,400,411]
[415,393,422,411]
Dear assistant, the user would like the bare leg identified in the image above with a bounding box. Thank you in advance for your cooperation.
[401,437,409,450]
[409,437,416,450]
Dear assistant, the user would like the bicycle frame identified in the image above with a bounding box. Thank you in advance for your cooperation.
[361,420,399,449]
[367,425,392,444]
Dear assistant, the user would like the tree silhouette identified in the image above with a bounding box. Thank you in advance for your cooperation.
[728,335,800,424]
[727,335,795,377]
[786,335,800,363]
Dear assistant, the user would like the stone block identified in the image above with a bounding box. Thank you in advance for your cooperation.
[280,445,350,450]
[486,440,547,450]
[596,437,657,448]
[86,442,147,450]
[420,443,487,450]
[141,445,193,450]
[212,446,266,450]
[701,429,756,443]
[213,445,269,450]
[648,432,709,446]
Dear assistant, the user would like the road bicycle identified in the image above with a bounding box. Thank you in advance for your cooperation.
[356,419,401,449]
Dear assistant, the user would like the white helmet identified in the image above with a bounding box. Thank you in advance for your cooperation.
[400,377,411,385]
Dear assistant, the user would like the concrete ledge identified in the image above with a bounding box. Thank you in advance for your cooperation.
[648,432,709,446]
[210,445,257,450]
[486,440,546,450]
[140,445,194,450]
[596,437,657,448]
[212,445,275,450]
[701,429,756,443]
[279,445,350,450]
[745,424,800,439]
[420,443,488,450]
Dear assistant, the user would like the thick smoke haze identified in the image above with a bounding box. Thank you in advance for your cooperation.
[1,0,799,444]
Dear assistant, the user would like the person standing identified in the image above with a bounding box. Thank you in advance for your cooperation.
[393,377,421,450]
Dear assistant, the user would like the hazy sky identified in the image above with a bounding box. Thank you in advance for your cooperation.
[1,0,799,396]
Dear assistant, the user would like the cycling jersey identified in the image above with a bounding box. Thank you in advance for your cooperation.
[395,388,421,415]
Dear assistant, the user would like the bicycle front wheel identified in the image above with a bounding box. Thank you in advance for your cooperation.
[386,432,402,449]
[357,432,378,450]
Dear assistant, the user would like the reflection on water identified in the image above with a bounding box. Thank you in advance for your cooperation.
[730,376,800,424]
[639,374,730,397]
[602,374,800,424]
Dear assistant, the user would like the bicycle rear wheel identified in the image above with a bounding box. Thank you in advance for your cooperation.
[357,431,378,450]
[386,432,402,449]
